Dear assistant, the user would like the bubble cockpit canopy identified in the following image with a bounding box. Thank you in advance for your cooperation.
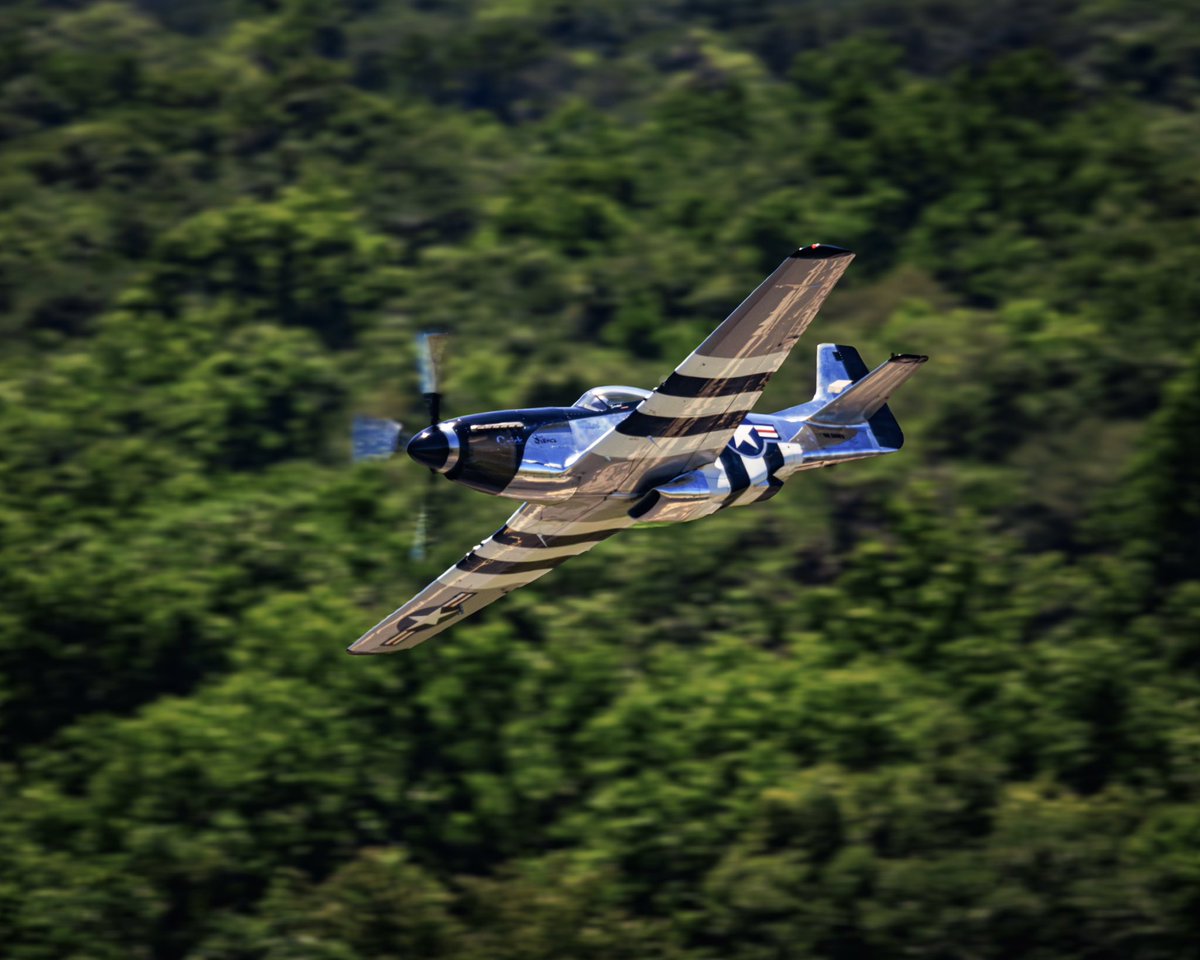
[574,385,652,413]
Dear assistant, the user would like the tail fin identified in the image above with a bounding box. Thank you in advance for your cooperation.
[778,345,927,454]
[813,343,872,403]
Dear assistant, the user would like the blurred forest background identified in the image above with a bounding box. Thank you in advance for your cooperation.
[2,0,1200,957]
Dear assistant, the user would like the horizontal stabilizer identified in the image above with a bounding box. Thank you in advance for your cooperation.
[809,354,927,427]
[352,416,403,462]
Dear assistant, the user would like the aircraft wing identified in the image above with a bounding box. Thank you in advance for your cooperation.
[570,244,855,494]
[347,499,632,654]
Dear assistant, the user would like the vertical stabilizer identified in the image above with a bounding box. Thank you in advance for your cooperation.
[813,343,871,403]
[777,347,927,455]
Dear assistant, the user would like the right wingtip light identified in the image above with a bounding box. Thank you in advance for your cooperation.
[790,243,854,260]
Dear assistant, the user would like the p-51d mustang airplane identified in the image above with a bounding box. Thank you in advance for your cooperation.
[349,244,926,653]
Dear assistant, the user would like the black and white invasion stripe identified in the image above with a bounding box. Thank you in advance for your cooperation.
[440,518,629,591]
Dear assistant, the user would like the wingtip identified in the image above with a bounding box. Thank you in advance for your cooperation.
[790,243,854,260]
[346,635,381,655]
[889,353,929,364]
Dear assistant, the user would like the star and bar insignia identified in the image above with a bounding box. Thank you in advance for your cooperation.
[379,592,473,647]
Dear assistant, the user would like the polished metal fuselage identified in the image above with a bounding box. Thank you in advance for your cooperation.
[428,400,891,524]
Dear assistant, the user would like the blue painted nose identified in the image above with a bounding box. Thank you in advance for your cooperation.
[407,426,449,471]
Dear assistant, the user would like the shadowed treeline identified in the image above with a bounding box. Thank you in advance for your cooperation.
[2,1,1199,957]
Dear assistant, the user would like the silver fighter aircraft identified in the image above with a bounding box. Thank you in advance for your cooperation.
[349,244,926,653]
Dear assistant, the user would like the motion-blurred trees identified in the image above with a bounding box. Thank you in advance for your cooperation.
[2,0,1200,957]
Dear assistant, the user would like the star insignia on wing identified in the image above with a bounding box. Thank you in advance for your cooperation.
[379,593,473,647]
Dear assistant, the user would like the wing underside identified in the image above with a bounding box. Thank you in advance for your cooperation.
[568,244,854,495]
[347,498,632,653]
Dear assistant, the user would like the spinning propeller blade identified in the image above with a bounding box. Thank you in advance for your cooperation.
[417,331,449,427]
[350,330,450,563]
[410,472,437,563]
[411,331,450,562]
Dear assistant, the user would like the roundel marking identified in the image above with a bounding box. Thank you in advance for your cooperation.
[730,423,766,458]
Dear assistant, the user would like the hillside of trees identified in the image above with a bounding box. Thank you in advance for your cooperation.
[2,1,1199,957]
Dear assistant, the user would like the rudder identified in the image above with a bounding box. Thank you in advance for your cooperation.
[777,346,927,453]
[814,343,871,403]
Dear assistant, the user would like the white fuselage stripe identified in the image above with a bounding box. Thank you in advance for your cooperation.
[744,455,770,486]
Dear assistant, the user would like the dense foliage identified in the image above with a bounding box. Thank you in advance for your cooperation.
[2,1,1199,957]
